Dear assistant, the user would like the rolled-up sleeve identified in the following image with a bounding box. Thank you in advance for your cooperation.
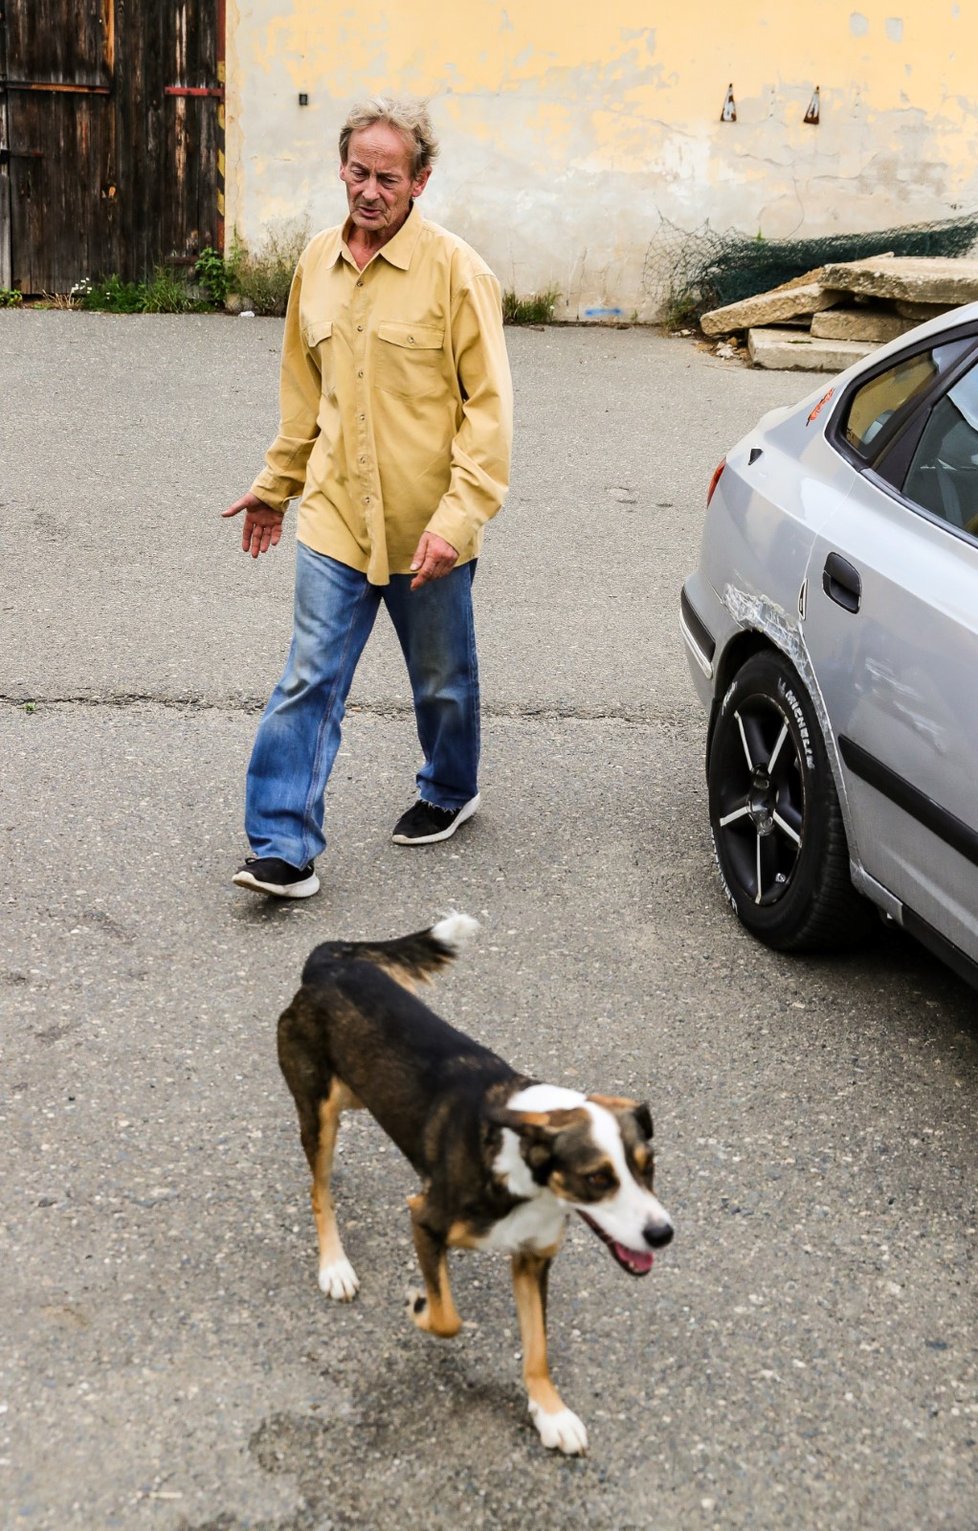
[250,262,323,513]
[426,270,513,555]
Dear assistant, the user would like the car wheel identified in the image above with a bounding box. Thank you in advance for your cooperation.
[707,650,874,952]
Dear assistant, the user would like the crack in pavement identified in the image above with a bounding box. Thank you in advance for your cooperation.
[1,693,696,729]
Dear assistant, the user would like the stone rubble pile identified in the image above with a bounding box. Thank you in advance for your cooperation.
[699,255,978,371]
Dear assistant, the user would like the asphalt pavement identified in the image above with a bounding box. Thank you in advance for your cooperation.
[2,313,976,1530]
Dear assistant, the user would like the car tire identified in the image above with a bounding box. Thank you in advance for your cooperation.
[707,650,875,952]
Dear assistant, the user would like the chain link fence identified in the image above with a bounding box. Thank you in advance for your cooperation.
[645,213,978,324]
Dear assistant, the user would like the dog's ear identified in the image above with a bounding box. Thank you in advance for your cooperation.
[487,1107,583,1172]
[489,1108,581,1175]
[588,1094,654,1140]
[487,1106,582,1135]
[632,1102,654,1140]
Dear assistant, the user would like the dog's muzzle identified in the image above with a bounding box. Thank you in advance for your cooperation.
[576,1210,673,1276]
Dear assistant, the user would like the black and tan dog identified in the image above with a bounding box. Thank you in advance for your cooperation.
[277,914,673,1455]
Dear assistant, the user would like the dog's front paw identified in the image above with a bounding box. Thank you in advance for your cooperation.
[404,1287,461,1338]
[405,1286,433,1331]
[528,1400,589,1456]
[318,1257,360,1301]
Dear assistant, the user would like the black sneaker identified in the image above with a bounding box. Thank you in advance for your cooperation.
[232,857,320,898]
[391,793,481,846]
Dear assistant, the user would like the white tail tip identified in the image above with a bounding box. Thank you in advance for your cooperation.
[430,912,480,951]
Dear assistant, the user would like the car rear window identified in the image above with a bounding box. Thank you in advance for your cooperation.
[841,339,973,458]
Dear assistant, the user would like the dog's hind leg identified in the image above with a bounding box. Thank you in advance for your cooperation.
[404,1194,461,1338]
[511,1251,588,1456]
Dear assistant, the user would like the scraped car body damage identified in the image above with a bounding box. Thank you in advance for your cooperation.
[719,583,903,921]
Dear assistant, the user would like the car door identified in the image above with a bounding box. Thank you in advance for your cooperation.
[801,341,978,969]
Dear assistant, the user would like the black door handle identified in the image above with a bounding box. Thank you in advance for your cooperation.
[822,552,861,613]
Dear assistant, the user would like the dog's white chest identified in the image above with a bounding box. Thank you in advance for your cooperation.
[476,1196,567,1254]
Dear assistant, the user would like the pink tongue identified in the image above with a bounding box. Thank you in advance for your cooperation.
[615,1241,653,1273]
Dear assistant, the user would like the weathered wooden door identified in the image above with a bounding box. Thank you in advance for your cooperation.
[0,1,116,291]
[0,0,222,294]
[120,0,224,281]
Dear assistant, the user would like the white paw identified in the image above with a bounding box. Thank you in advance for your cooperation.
[318,1257,360,1301]
[529,1401,589,1456]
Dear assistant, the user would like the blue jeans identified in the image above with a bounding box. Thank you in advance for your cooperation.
[245,544,480,865]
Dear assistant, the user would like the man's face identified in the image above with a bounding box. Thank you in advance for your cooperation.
[340,123,431,239]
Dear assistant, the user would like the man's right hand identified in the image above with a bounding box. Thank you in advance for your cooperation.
[223,492,285,558]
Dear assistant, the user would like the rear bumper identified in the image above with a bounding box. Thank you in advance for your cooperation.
[680,573,737,710]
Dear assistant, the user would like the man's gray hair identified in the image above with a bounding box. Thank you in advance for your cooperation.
[338,96,440,176]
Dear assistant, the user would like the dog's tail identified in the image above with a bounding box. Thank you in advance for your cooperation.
[301,912,479,992]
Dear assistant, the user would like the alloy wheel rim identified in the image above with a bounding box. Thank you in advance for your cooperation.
[714,696,805,905]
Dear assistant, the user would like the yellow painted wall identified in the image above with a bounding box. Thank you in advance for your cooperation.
[225,1,978,319]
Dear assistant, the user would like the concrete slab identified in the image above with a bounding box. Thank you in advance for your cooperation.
[700,282,841,336]
[895,299,954,322]
[810,308,916,343]
[821,255,978,305]
[747,326,877,371]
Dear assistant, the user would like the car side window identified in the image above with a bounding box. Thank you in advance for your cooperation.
[902,359,978,534]
[843,353,937,455]
[841,339,972,458]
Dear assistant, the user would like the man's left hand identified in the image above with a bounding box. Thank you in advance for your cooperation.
[410,532,459,589]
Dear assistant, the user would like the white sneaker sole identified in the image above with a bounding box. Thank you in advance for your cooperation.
[392,793,481,846]
[232,869,321,898]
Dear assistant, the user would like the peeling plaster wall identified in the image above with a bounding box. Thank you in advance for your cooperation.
[224,1,978,320]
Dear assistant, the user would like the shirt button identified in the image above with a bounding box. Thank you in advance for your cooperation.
[363,495,371,505]
[358,413,365,422]
[357,323,364,332]
[356,279,364,287]
[357,370,364,378]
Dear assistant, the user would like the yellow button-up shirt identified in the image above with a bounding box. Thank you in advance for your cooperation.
[250,206,513,586]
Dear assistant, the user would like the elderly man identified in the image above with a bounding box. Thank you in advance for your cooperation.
[224,97,513,898]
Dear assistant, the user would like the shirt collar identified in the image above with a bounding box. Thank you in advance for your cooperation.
[335,202,424,271]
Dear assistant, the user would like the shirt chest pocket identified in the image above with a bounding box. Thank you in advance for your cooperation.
[374,321,445,397]
[302,317,335,396]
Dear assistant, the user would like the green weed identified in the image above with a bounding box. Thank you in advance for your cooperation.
[225,221,309,316]
[143,264,209,313]
[0,288,23,307]
[37,291,80,310]
[77,266,208,314]
[662,286,700,329]
[50,223,306,317]
[194,246,230,306]
[502,286,560,325]
[80,274,148,313]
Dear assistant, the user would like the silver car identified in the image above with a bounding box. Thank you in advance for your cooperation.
[681,302,978,985]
